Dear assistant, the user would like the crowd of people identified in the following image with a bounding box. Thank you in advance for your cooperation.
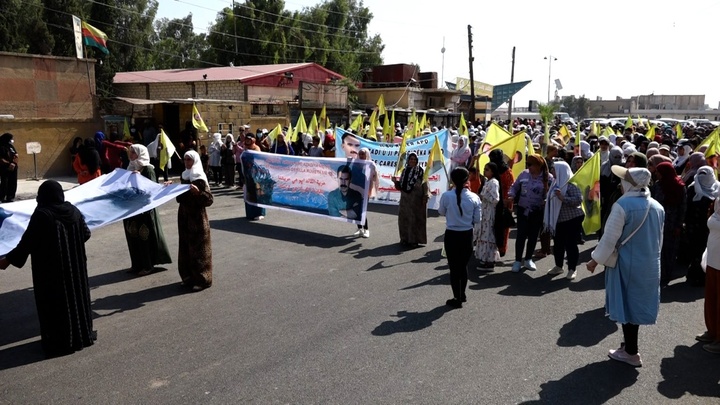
[4,111,720,367]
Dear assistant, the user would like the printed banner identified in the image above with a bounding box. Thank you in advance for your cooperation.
[0,169,190,255]
[241,151,372,225]
[334,128,451,209]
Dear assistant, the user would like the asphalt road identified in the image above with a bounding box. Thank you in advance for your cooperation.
[0,187,717,404]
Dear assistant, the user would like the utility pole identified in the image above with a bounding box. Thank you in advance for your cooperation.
[508,46,515,126]
[232,0,238,56]
[467,25,475,127]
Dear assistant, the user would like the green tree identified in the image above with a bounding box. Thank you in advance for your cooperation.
[561,95,590,120]
[152,15,208,69]
[0,0,53,54]
[43,0,85,56]
[538,102,557,156]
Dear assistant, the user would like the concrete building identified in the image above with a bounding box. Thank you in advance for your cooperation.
[0,52,102,178]
[588,94,720,120]
[112,63,348,148]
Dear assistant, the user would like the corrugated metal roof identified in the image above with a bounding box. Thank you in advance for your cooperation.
[114,63,315,84]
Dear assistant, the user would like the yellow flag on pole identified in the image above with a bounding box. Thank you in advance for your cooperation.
[159,129,176,171]
[458,113,469,136]
[192,103,209,132]
[308,112,319,136]
[394,132,408,177]
[423,135,447,182]
[123,118,132,141]
[318,104,327,132]
[675,122,684,140]
[568,151,602,234]
[475,132,527,181]
[559,124,571,142]
[624,116,633,129]
[376,94,386,116]
[267,123,283,143]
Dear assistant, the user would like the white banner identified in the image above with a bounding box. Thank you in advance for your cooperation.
[0,169,190,255]
[334,128,451,210]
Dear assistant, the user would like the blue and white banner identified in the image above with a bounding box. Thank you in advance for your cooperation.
[334,128,451,209]
[0,169,190,255]
[241,150,371,225]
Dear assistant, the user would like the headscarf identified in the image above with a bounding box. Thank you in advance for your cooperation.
[79,138,101,173]
[399,152,423,193]
[645,147,660,159]
[673,144,693,169]
[655,161,685,205]
[451,136,471,164]
[211,132,223,148]
[127,144,153,172]
[489,149,509,174]
[181,150,208,184]
[579,141,592,160]
[648,141,660,150]
[601,146,624,177]
[690,166,719,201]
[612,166,652,195]
[450,167,469,215]
[648,154,672,170]
[571,156,584,173]
[682,152,707,184]
[543,161,573,235]
[36,180,81,224]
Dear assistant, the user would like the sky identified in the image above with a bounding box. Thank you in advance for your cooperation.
[156,0,720,110]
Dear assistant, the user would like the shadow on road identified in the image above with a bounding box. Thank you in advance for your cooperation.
[0,287,40,348]
[520,360,638,404]
[0,340,46,370]
[657,344,720,399]
[91,283,188,318]
[660,282,704,303]
[400,273,449,290]
[468,266,605,297]
[209,218,355,249]
[371,305,452,336]
[557,307,618,347]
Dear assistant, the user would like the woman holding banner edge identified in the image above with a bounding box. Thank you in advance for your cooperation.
[392,152,430,248]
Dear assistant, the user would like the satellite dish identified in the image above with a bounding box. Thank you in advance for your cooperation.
[555,79,563,91]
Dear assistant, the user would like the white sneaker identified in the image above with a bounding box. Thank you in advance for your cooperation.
[353,229,364,237]
[608,347,642,367]
[548,266,563,275]
[511,261,522,273]
[566,269,577,280]
[362,229,370,238]
[523,259,537,271]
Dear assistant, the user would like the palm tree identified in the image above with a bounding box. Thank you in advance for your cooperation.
[538,102,557,156]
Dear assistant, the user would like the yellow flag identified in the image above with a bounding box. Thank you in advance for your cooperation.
[675,122,684,140]
[419,113,427,132]
[123,118,132,141]
[192,103,209,132]
[350,113,364,132]
[602,125,614,137]
[287,120,294,142]
[698,126,720,155]
[459,114,469,136]
[383,113,392,143]
[423,135,446,182]
[318,104,327,132]
[645,124,656,140]
[483,122,512,147]
[295,112,308,139]
[591,121,599,136]
[267,123,283,143]
[624,116,633,129]
[376,94,386,116]
[394,132,408,177]
[559,124,571,142]
[476,132,527,181]
[308,112,319,136]
[159,129,176,171]
[367,110,378,139]
[568,152,602,234]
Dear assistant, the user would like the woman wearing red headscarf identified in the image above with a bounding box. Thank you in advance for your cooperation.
[652,161,686,286]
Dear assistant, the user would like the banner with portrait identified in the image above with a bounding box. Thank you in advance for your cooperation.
[240,150,372,225]
[334,128,451,209]
[0,169,190,256]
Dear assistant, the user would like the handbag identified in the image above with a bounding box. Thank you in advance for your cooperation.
[605,202,651,267]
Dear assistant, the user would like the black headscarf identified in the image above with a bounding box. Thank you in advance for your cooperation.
[489,149,509,174]
[79,138,101,173]
[399,152,423,193]
[36,180,82,224]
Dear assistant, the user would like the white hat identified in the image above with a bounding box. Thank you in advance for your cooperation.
[611,166,651,188]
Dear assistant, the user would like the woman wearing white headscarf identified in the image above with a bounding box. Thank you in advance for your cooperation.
[587,166,665,367]
[354,147,379,238]
[673,141,693,175]
[176,150,213,291]
[123,144,172,276]
[208,132,223,186]
[450,135,471,171]
[698,198,720,353]
[684,166,719,286]
[544,161,584,280]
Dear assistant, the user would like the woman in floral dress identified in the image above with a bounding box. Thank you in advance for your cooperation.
[475,162,500,270]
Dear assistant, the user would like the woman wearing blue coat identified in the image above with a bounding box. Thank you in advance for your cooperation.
[587,166,665,368]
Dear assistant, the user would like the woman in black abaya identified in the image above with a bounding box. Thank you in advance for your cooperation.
[0,180,95,358]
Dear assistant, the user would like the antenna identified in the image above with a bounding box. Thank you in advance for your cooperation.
[441,37,446,88]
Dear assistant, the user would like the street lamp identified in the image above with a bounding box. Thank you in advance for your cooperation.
[544,55,557,103]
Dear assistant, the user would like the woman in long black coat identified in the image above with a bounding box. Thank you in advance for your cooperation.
[0,180,95,357]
